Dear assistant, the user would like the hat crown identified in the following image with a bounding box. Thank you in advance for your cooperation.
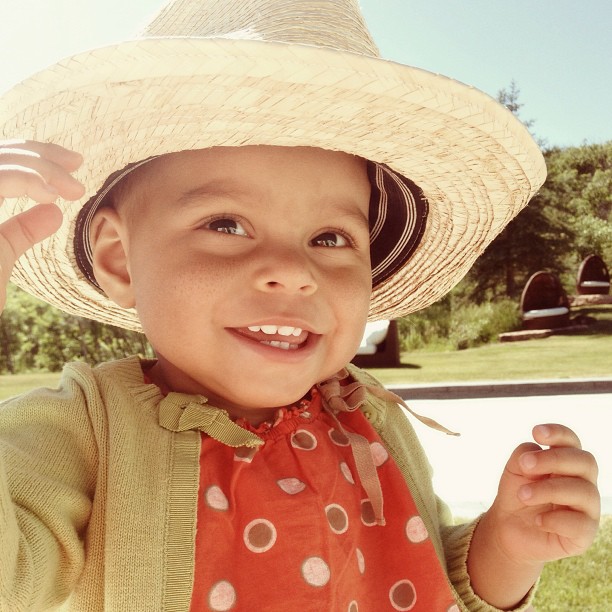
[142,0,380,56]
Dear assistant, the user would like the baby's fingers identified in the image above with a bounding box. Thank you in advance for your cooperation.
[531,423,581,449]
[519,475,601,520]
[0,140,83,172]
[0,204,63,310]
[0,204,63,262]
[536,509,600,555]
[0,142,85,201]
[519,446,599,485]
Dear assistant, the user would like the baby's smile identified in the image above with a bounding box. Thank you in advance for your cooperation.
[233,324,311,351]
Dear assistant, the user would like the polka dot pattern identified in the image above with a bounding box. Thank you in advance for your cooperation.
[234,446,257,463]
[329,427,350,446]
[205,485,229,511]
[326,503,349,534]
[370,441,389,466]
[340,461,355,484]
[355,548,365,575]
[389,579,417,611]
[190,388,458,611]
[360,499,376,526]
[208,580,236,611]
[277,477,306,495]
[302,556,331,587]
[291,429,317,450]
[405,516,429,543]
[243,519,277,553]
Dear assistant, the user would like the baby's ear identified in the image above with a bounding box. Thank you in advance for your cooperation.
[89,208,135,308]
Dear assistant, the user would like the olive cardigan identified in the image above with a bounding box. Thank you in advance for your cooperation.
[0,356,534,611]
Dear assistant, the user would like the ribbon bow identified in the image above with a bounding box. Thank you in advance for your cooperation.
[158,392,264,449]
[316,369,459,527]
[319,368,459,436]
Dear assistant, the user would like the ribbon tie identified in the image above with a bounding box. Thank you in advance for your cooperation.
[158,392,264,449]
[317,369,459,527]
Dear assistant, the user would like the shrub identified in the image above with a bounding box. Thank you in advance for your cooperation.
[399,298,521,352]
[398,297,451,351]
[1,285,154,373]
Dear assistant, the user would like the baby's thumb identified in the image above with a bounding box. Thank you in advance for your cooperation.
[494,441,543,512]
[0,203,63,310]
[504,441,543,479]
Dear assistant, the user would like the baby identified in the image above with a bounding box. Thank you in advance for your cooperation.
[0,1,600,611]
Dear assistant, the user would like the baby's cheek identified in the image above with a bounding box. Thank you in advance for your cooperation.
[329,277,370,359]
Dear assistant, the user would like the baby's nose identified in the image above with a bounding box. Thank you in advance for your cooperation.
[252,248,318,295]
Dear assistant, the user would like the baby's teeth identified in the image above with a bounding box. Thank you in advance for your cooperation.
[278,326,303,337]
[262,341,298,350]
[251,325,304,337]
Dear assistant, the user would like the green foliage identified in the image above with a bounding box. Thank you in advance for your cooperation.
[446,299,521,350]
[399,294,521,352]
[0,284,154,373]
[397,296,452,351]
[460,83,612,303]
[464,140,612,303]
[545,144,612,292]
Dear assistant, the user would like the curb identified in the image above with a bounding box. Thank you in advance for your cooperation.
[388,378,612,400]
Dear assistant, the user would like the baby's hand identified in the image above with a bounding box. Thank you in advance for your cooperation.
[0,140,85,311]
[491,423,600,566]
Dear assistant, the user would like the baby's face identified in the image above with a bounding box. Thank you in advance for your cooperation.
[104,146,372,422]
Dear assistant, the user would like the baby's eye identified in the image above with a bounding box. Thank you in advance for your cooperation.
[311,231,350,248]
[206,218,248,236]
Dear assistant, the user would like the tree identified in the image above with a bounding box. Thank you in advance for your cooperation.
[463,140,612,302]
[461,82,572,302]
[545,142,612,278]
[497,80,546,148]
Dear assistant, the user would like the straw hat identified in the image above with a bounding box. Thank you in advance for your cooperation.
[0,0,546,331]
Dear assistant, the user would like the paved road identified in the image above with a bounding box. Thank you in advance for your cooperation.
[388,390,611,518]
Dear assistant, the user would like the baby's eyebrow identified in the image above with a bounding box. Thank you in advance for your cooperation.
[176,181,249,207]
[329,203,369,229]
[176,183,369,228]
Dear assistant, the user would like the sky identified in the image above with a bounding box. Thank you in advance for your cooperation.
[0,0,610,149]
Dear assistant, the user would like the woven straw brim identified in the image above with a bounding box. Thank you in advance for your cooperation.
[0,38,546,330]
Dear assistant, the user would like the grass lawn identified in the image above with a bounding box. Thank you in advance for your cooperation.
[369,305,612,385]
[0,371,62,401]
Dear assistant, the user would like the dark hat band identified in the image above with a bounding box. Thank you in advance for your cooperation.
[74,158,428,292]
[367,161,428,287]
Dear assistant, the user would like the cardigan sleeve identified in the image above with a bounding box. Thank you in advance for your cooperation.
[350,366,536,612]
[375,403,536,611]
[441,518,536,611]
[0,372,98,611]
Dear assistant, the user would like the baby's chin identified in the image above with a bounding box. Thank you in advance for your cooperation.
[227,386,313,412]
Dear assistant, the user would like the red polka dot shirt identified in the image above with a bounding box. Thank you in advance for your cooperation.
[189,387,458,611]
